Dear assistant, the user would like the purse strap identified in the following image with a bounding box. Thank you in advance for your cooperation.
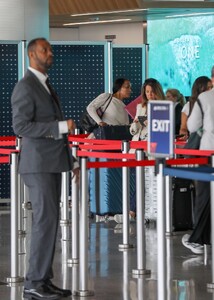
[197,98,203,120]
[100,94,112,117]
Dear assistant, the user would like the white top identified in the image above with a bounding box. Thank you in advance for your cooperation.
[130,103,147,141]
[87,92,129,125]
[187,89,214,150]
[181,101,190,116]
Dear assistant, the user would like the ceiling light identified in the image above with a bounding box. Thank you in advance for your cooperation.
[71,9,148,17]
[64,19,132,26]
[166,12,214,18]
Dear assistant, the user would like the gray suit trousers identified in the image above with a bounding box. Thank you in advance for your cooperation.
[22,173,62,289]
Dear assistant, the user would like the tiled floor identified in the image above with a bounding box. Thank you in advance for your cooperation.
[0,207,214,300]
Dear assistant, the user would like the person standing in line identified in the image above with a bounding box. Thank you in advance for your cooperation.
[113,78,165,223]
[182,85,214,254]
[86,77,131,136]
[179,76,212,139]
[130,78,165,142]
[86,78,133,222]
[11,37,79,300]
[211,66,214,87]
[165,88,186,136]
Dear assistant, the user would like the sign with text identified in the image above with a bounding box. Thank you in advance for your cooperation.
[148,101,174,158]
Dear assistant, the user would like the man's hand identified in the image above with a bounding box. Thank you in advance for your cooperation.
[72,167,80,184]
[99,121,108,126]
[67,119,76,133]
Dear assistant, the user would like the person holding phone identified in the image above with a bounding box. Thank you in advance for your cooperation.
[130,78,165,142]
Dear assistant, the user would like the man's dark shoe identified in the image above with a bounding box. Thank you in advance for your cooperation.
[23,285,60,299]
[44,282,72,297]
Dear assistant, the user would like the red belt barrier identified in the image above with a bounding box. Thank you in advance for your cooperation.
[0,156,10,164]
[0,136,16,141]
[175,148,214,156]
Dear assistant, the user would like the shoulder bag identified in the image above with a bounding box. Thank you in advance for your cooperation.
[79,94,112,133]
[184,99,203,150]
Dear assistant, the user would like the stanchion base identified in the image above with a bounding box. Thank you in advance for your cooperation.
[132,269,151,277]
[67,258,79,265]
[207,283,214,290]
[6,277,24,284]
[73,290,94,297]
[60,220,71,226]
[118,243,134,250]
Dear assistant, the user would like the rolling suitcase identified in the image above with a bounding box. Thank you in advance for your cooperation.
[89,158,136,215]
[172,177,195,231]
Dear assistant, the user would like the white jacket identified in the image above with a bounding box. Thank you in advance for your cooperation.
[187,89,214,150]
[130,104,147,141]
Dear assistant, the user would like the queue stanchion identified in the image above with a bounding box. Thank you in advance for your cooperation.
[73,156,94,297]
[156,158,166,300]
[165,174,173,235]
[207,155,214,290]
[68,144,79,265]
[132,149,150,276]
[60,172,70,241]
[119,140,133,250]
[16,137,25,238]
[6,152,24,284]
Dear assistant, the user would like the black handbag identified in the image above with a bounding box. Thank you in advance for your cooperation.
[184,99,203,150]
[93,125,132,140]
[79,94,112,133]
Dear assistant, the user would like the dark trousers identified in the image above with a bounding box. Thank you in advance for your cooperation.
[189,180,211,245]
[22,173,62,289]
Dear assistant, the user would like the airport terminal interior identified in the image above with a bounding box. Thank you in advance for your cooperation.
[1,1,214,300]
[0,204,214,300]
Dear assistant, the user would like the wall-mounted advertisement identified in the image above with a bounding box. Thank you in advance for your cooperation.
[148,16,214,96]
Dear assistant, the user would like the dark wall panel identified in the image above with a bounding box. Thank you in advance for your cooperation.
[113,47,143,105]
[0,43,18,199]
[49,44,105,128]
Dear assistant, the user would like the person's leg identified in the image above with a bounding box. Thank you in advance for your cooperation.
[22,173,61,289]
[189,180,210,245]
[182,180,210,254]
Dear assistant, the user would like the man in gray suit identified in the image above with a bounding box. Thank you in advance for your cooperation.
[11,38,79,299]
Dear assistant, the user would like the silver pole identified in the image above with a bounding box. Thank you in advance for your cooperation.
[156,160,166,300]
[165,175,173,235]
[119,141,133,250]
[73,157,94,297]
[123,250,129,300]
[16,136,25,237]
[6,152,23,284]
[60,172,70,241]
[207,155,214,289]
[132,150,150,276]
[68,145,79,264]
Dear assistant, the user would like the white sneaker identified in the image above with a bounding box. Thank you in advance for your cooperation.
[182,234,204,255]
[114,214,136,224]
[114,214,123,224]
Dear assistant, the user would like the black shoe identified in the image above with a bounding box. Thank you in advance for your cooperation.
[23,285,60,299]
[44,282,72,297]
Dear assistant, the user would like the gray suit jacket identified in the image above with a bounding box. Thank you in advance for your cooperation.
[11,70,74,174]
